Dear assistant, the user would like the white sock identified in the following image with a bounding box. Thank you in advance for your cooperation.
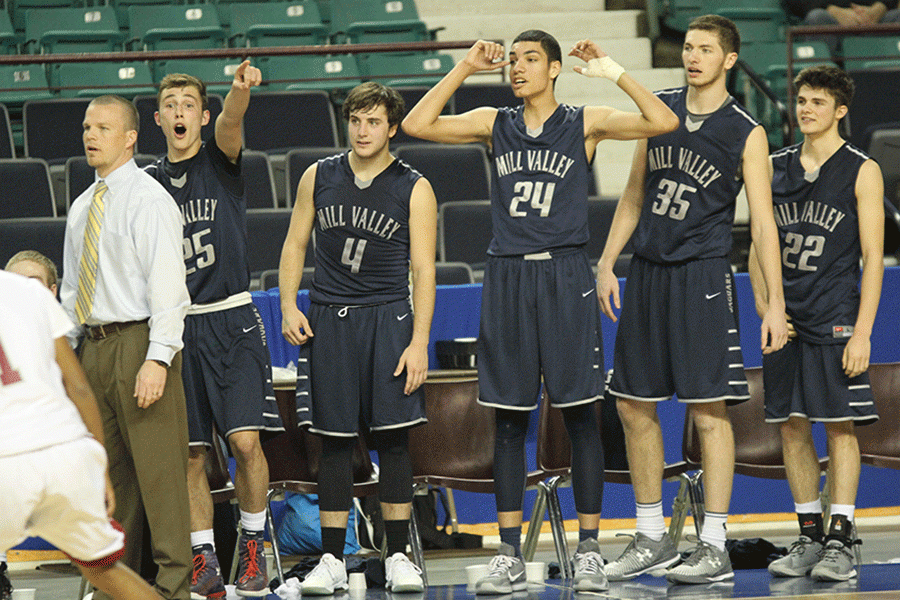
[191,529,215,549]
[795,499,822,515]
[635,500,666,542]
[830,504,855,522]
[700,512,728,551]
[241,509,267,534]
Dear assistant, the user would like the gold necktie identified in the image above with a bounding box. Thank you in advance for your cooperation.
[75,181,108,325]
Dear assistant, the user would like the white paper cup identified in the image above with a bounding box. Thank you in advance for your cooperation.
[525,561,546,583]
[348,572,367,590]
[465,564,490,587]
[12,589,36,600]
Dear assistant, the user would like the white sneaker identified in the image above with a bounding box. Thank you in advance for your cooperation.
[302,553,348,595]
[385,553,424,592]
[572,538,609,591]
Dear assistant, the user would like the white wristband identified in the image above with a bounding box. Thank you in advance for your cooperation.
[583,56,625,83]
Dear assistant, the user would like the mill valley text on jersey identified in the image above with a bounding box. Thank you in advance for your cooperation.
[646,146,722,188]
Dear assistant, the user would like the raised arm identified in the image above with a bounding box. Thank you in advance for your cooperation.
[279,164,317,346]
[401,40,505,144]
[215,60,262,162]
[743,126,788,354]
[595,139,649,321]
[844,159,884,377]
[394,177,438,394]
[572,40,679,144]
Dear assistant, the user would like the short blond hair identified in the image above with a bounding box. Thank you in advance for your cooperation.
[5,250,58,289]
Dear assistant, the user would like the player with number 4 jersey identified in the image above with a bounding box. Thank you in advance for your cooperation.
[279,82,436,595]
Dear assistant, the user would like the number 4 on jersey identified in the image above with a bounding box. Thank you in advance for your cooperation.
[342,238,367,273]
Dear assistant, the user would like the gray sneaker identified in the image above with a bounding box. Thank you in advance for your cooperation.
[810,539,857,581]
[665,539,733,584]
[572,538,609,591]
[605,532,680,581]
[476,543,526,595]
[768,536,823,577]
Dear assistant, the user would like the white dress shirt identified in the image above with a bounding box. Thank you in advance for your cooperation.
[61,159,189,365]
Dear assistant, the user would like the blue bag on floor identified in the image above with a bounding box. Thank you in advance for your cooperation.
[276,492,360,555]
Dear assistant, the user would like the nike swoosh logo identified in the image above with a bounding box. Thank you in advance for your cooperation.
[582,289,594,298]
[397,313,409,321]
[243,326,257,333]
[706,292,721,300]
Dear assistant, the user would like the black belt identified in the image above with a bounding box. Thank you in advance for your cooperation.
[84,319,148,341]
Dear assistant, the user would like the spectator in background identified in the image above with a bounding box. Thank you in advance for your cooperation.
[5,250,58,297]
[785,0,900,55]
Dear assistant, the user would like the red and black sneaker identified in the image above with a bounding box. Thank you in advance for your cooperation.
[191,544,226,600]
[235,530,269,597]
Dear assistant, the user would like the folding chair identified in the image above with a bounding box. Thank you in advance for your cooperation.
[682,367,831,529]
[409,373,544,580]
[524,390,698,578]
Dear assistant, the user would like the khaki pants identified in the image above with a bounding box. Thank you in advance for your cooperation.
[81,323,191,600]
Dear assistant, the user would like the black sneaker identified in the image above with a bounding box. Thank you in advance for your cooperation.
[190,545,226,600]
[235,529,269,597]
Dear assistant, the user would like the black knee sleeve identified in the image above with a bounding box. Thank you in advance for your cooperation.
[374,428,414,504]
[318,435,355,512]
[562,404,604,515]
[494,408,529,513]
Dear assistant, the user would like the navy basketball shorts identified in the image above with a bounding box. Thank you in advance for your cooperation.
[477,249,604,410]
[609,256,749,404]
[182,303,280,446]
[300,298,427,437]
[763,339,879,425]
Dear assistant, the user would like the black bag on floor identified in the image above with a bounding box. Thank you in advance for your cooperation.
[725,538,787,569]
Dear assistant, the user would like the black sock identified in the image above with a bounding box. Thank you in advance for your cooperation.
[499,526,521,556]
[579,528,599,543]
[383,519,410,556]
[321,527,345,560]
[826,514,852,546]
[798,512,824,542]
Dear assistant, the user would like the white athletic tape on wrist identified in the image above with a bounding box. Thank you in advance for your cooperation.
[583,56,625,82]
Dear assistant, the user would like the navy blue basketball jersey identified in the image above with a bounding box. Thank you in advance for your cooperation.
[146,138,248,304]
[632,87,759,263]
[770,142,869,344]
[489,104,591,255]
[310,152,419,305]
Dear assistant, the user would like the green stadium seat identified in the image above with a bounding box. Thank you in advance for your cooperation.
[129,4,226,51]
[713,6,786,45]
[50,61,155,99]
[264,54,361,93]
[230,1,328,47]
[25,6,124,54]
[155,57,245,96]
[357,52,454,87]
[0,7,19,54]
[0,64,53,106]
[660,0,704,33]
[112,0,180,29]
[843,36,900,70]
[329,0,431,44]
[10,0,71,33]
